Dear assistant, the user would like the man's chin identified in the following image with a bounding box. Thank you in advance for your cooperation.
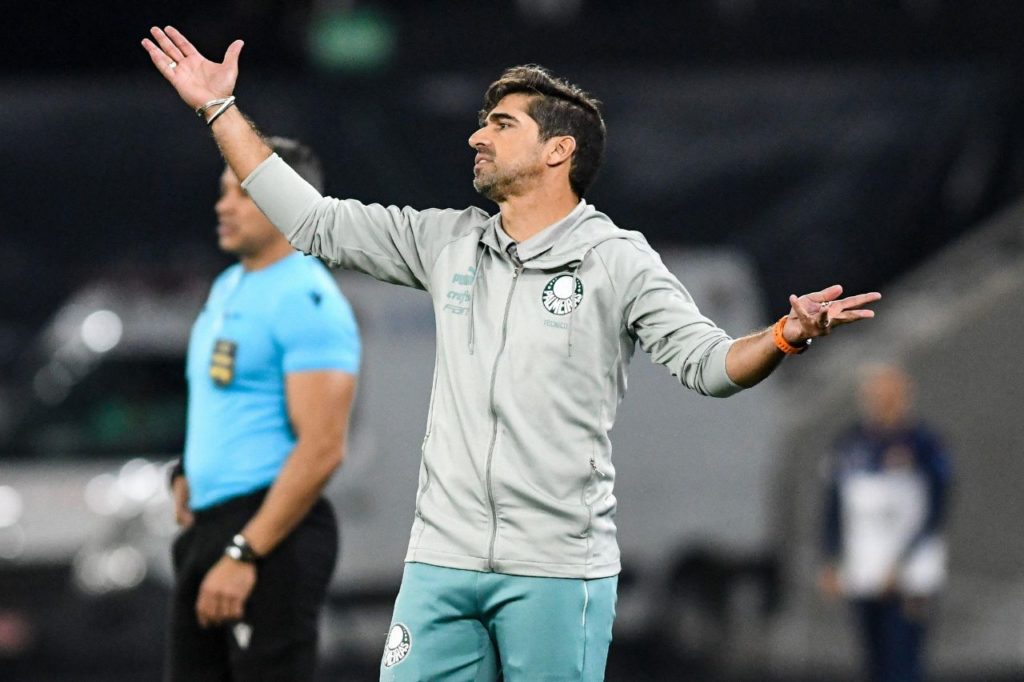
[473,180,504,203]
[218,238,243,256]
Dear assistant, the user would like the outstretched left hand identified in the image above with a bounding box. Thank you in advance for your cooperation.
[782,284,881,345]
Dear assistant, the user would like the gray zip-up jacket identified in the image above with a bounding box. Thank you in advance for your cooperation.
[243,154,744,579]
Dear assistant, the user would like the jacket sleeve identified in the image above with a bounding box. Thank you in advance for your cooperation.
[615,241,742,397]
[242,154,473,291]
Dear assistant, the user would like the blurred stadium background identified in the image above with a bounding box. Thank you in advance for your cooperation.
[1,1,1023,680]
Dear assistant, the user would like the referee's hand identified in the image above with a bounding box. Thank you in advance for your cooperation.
[196,556,256,627]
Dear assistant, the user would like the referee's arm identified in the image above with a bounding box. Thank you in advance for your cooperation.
[242,369,356,554]
[195,370,357,627]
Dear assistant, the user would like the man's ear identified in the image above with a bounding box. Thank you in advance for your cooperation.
[545,135,576,168]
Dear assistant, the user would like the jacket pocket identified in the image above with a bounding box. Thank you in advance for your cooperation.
[415,362,442,517]
[414,444,432,519]
[580,456,606,537]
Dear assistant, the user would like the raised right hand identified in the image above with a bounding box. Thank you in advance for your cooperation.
[141,26,243,111]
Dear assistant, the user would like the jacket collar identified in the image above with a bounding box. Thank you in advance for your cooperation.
[480,200,589,264]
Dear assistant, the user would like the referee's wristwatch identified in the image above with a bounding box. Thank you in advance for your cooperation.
[224,534,261,564]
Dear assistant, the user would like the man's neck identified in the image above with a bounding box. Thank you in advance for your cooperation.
[239,239,294,271]
[497,185,579,242]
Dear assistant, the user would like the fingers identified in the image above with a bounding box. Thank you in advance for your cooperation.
[164,25,200,58]
[789,293,826,320]
[196,589,244,627]
[788,293,812,317]
[830,308,876,325]
[809,283,843,305]
[141,38,177,78]
[195,559,254,627]
[149,26,186,64]
[791,285,843,320]
[834,291,882,310]
[223,39,245,70]
[827,290,881,316]
[825,291,881,328]
[786,285,881,340]
[195,588,212,627]
[794,287,880,316]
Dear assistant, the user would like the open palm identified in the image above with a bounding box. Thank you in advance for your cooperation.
[141,26,243,111]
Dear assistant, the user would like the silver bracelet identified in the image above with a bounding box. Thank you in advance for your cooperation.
[195,96,232,118]
[205,97,237,126]
[195,96,236,125]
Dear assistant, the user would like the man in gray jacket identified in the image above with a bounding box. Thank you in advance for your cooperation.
[143,26,881,681]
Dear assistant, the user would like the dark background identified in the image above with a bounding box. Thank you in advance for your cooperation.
[2,2,1024,680]
[3,0,1024,375]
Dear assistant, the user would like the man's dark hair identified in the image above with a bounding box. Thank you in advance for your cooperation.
[266,136,325,193]
[480,65,606,198]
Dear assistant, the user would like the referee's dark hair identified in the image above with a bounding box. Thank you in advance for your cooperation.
[480,65,606,199]
[266,136,325,193]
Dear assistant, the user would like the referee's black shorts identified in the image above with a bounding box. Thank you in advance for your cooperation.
[164,488,339,682]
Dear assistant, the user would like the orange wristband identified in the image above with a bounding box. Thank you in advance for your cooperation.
[773,316,810,355]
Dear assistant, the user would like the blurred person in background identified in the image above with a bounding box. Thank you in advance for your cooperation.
[143,27,880,681]
[165,137,360,681]
[819,362,953,682]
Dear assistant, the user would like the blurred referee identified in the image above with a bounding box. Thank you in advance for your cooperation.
[165,137,360,681]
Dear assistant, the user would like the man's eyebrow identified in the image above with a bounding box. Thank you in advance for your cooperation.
[487,111,519,124]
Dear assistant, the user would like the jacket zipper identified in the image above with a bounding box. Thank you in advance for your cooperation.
[484,261,523,570]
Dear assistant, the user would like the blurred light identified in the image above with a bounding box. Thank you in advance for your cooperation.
[80,309,122,353]
[143,495,176,538]
[0,525,26,560]
[74,552,103,592]
[0,487,24,528]
[74,545,147,595]
[32,362,73,405]
[142,469,174,537]
[84,473,123,516]
[87,460,165,522]
[105,546,147,589]
[117,458,162,504]
[308,5,396,73]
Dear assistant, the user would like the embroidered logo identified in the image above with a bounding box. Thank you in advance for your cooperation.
[444,265,476,316]
[382,623,412,668]
[451,266,476,286]
[541,274,583,316]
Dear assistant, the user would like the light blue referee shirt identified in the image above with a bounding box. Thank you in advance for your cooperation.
[184,252,360,510]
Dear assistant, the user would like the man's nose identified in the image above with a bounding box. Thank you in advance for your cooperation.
[468,127,487,149]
